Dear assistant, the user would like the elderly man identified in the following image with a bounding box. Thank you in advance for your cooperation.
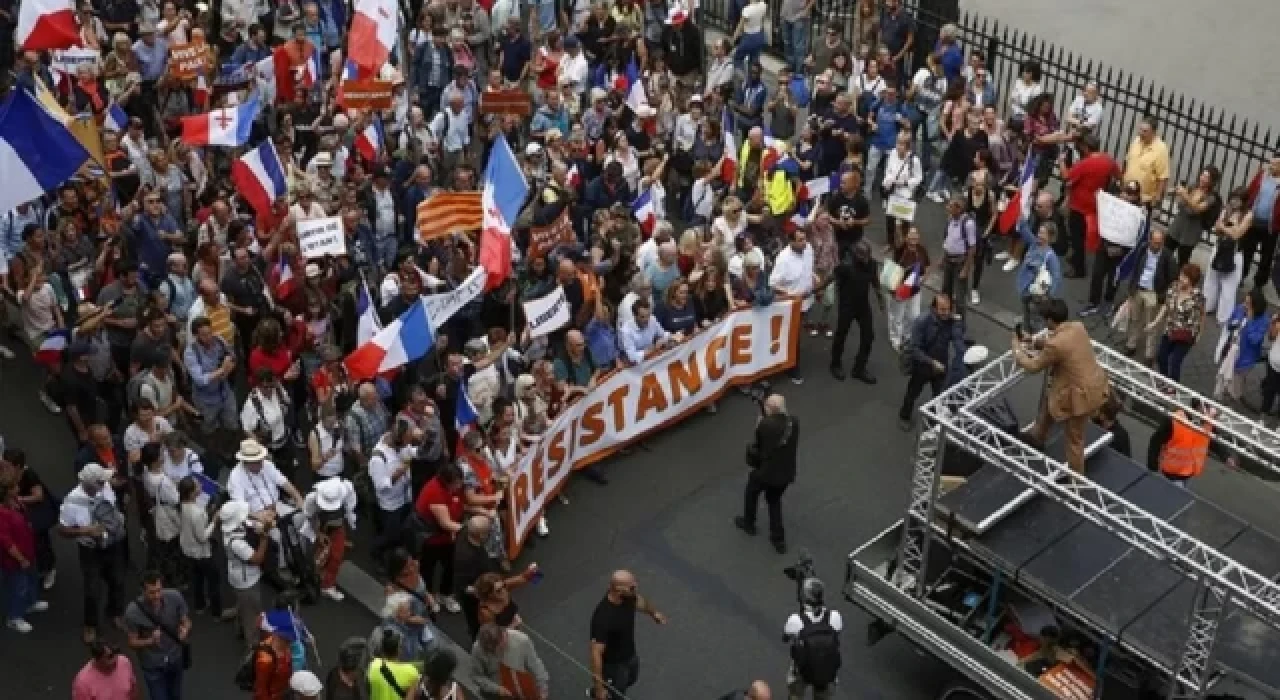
[473,624,551,700]
[454,514,537,640]
[771,230,817,383]
[218,500,269,648]
[226,438,304,520]
[1121,114,1170,207]
[1012,298,1110,474]
[735,394,800,554]
[58,463,128,643]
[644,240,681,300]
[1123,228,1178,363]
[617,272,654,331]
[432,91,473,174]
[156,253,196,333]
[719,681,773,700]
[344,382,391,474]
[734,126,769,201]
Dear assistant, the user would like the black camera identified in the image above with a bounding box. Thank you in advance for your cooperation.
[783,548,817,604]
[744,380,772,413]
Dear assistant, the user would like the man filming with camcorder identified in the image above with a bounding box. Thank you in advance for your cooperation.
[735,393,799,554]
[781,573,842,699]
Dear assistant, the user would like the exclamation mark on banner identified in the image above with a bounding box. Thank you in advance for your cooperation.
[770,315,783,354]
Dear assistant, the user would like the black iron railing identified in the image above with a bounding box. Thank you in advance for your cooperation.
[699,0,1279,235]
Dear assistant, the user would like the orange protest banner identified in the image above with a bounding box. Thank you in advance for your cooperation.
[480,88,532,116]
[168,43,212,80]
[339,80,394,109]
[500,300,803,559]
[416,191,484,242]
[527,209,575,259]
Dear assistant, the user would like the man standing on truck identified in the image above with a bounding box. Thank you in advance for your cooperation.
[783,578,843,699]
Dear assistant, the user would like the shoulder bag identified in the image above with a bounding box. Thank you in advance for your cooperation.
[132,596,193,669]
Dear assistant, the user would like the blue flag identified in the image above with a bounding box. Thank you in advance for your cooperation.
[482,134,529,227]
[1115,215,1152,282]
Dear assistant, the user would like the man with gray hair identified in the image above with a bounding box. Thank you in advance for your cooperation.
[617,271,653,330]
[645,240,681,300]
[454,513,538,639]
[735,394,799,553]
[472,623,551,699]
[59,463,128,642]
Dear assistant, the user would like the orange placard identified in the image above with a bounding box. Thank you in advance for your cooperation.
[168,43,212,80]
[416,191,484,242]
[527,209,575,259]
[480,88,532,116]
[339,80,394,109]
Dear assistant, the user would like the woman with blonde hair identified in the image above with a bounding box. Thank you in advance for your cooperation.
[677,228,701,277]
[711,195,748,261]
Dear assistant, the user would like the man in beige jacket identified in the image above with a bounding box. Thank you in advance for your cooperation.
[1013,298,1111,473]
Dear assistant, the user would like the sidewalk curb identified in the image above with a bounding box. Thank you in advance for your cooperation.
[337,561,485,694]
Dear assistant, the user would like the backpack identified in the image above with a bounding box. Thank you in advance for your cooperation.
[234,643,276,691]
[126,371,161,412]
[790,609,842,688]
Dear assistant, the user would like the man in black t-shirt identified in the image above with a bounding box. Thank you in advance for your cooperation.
[588,570,667,699]
[825,171,871,251]
[829,241,885,384]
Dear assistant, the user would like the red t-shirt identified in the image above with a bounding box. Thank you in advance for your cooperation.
[248,346,293,386]
[415,477,464,546]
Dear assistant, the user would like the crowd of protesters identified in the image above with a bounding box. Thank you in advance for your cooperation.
[0,0,1277,699]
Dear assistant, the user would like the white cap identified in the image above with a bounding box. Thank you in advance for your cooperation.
[525,142,543,156]
[290,671,323,697]
[78,462,113,485]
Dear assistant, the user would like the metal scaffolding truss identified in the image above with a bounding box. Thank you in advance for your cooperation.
[894,340,1280,699]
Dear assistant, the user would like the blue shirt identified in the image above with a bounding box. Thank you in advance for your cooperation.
[184,336,234,406]
[1015,221,1062,298]
[938,43,964,83]
[645,261,681,300]
[735,80,768,131]
[869,100,904,150]
[133,38,169,82]
[656,302,698,335]
[1138,249,1160,290]
[1254,174,1277,223]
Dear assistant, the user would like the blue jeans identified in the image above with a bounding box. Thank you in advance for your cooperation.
[1157,335,1192,381]
[734,31,766,73]
[142,663,184,700]
[3,568,36,621]
[783,19,810,74]
[374,234,399,273]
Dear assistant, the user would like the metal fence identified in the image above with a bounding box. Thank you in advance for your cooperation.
[699,0,1279,233]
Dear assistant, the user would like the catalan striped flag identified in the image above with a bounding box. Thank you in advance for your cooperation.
[415,191,484,242]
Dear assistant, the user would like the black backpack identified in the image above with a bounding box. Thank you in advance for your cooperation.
[790,609,841,688]
[233,643,276,691]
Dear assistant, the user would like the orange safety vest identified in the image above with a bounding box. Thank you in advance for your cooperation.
[1158,410,1213,479]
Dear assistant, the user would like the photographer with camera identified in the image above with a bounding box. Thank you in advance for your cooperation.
[783,577,842,699]
[735,393,799,554]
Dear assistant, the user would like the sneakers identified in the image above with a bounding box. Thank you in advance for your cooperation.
[994,251,1010,261]
[441,595,462,614]
[969,290,981,306]
[7,618,32,633]
[926,191,946,204]
[1078,305,1100,317]
[321,588,345,602]
[27,601,48,614]
[1001,259,1019,272]
[41,570,55,590]
[39,390,61,415]
[536,517,550,537]
[0,344,14,360]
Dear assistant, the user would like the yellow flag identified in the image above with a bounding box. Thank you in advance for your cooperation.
[31,81,106,170]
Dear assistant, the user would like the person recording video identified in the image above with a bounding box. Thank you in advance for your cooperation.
[735,394,799,554]
[1011,298,1110,473]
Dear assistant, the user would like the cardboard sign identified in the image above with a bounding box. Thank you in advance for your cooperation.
[340,80,394,109]
[523,286,570,338]
[502,301,802,558]
[296,217,346,259]
[168,43,213,80]
[1097,190,1146,247]
[527,209,575,259]
[480,88,532,116]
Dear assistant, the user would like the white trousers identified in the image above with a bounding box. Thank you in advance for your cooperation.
[888,294,922,350]
[1204,253,1243,324]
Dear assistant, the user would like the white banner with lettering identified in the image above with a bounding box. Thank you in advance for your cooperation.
[1097,191,1146,247]
[296,217,346,258]
[522,287,570,338]
[422,266,486,330]
[502,300,802,557]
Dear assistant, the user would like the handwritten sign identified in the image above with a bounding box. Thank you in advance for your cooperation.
[168,43,213,80]
[296,217,346,259]
[480,88,532,116]
[528,209,575,259]
[523,286,570,338]
[340,80,394,109]
[422,266,487,330]
[51,48,101,77]
[1096,191,1145,247]
[886,195,917,222]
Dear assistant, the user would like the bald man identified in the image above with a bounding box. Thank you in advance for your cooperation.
[454,513,537,641]
[717,681,773,700]
[589,570,667,699]
[735,394,800,553]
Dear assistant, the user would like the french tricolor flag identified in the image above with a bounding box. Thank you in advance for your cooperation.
[180,96,260,147]
[998,154,1039,236]
[720,108,737,185]
[355,274,381,345]
[34,328,69,368]
[632,187,657,237]
[16,0,79,51]
[354,116,384,162]
[790,175,835,228]
[229,140,287,225]
[193,71,210,109]
[299,50,322,88]
[896,263,922,301]
[272,254,298,301]
[344,299,437,380]
[104,103,128,133]
[455,379,480,453]
[567,164,581,189]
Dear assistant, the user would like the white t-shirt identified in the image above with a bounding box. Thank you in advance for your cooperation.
[142,470,182,542]
[311,423,345,478]
[368,441,414,511]
[241,388,289,448]
[227,462,289,514]
[162,448,204,486]
[691,178,716,221]
[635,238,660,275]
[784,607,845,637]
[123,418,174,455]
[1269,334,1280,372]
[741,2,767,33]
[224,526,263,589]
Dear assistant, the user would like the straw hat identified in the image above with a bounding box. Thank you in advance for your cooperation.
[235,438,269,463]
